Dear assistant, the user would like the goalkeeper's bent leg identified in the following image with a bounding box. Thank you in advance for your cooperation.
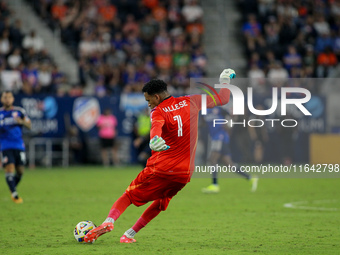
[104,193,132,224]
[124,199,163,238]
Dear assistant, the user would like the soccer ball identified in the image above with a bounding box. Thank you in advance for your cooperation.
[74,221,96,243]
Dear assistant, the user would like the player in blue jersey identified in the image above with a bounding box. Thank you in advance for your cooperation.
[202,107,258,193]
[0,91,31,203]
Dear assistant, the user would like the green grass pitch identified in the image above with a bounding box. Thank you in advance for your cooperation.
[1,166,339,255]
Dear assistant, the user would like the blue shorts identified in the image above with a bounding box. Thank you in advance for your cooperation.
[1,149,26,167]
[210,140,231,155]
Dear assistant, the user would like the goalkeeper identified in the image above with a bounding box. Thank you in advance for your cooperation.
[84,69,236,243]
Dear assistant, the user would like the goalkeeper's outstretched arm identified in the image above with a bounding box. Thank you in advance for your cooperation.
[216,68,235,106]
[206,68,235,108]
[189,68,235,111]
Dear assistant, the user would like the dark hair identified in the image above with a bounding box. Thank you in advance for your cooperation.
[142,79,167,95]
[1,90,13,96]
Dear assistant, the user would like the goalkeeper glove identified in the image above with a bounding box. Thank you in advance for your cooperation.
[219,68,236,84]
[149,135,170,152]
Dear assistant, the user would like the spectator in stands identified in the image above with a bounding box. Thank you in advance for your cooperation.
[79,34,96,58]
[106,45,126,67]
[51,0,68,23]
[122,63,138,92]
[94,76,106,97]
[243,14,262,40]
[301,15,317,43]
[97,33,111,54]
[51,64,66,90]
[9,19,23,49]
[188,62,203,78]
[258,0,275,17]
[0,68,22,92]
[19,79,33,96]
[316,46,338,78]
[143,54,155,74]
[303,44,315,68]
[264,15,279,45]
[278,16,297,46]
[111,32,123,50]
[293,31,307,55]
[331,0,340,17]
[315,33,333,54]
[191,46,207,72]
[172,65,189,93]
[22,61,38,90]
[107,75,120,95]
[168,0,181,24]
[23,30,44,52]
[140,14,159,51]
[267,61,288,87]
[277,1,298,20]
[248,63,266,94]
[263,50,277,73]
[283,45,302,73]
[249,52,263,69]
[7,48,22,69]
[0,1,11,18]
[123,14,140,36]
[182,0,203,23]
[142,0,158,10]
[0,29,10,56]
[122,33,143,57]
[313,15,331,36]
[152,2,167,22]
[37,62,53,94]
[98,0,117,23]
[154,29,171,54]
[173,45,190,68]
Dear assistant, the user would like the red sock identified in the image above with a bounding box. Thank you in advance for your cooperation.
[132,200,162,232]
[108,193,132,221]
[131,217,148,233]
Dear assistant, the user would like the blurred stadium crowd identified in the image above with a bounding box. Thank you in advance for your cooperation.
[239,0,340,95]
[3,0,338,96]
[28,0,206,96]
[0,1,66,95]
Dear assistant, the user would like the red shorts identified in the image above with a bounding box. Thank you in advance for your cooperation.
[125,167,187,210]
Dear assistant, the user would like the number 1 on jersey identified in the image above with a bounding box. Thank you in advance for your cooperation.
[173,115,183,137]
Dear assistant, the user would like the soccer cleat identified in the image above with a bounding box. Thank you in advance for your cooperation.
[120,235,136,243]
[11,196,23,204]
[202,184,220,194]
[83,222,114,243]
[250,176,259,192]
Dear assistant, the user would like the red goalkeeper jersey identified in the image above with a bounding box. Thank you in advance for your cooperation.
[146,87,230,183]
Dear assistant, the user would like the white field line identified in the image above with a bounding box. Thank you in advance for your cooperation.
[284,200,338,211]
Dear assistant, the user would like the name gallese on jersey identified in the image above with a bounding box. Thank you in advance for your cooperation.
[162,100,188,113]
